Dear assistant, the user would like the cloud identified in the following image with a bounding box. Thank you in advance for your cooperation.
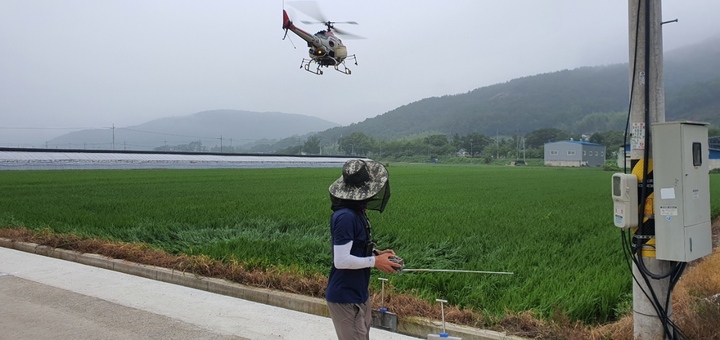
[1,0,719,146]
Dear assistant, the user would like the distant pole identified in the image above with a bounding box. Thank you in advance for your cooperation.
[220,135,223,153]
[628,1,670,339]
[495,129,499,159]
[112,124,115,150]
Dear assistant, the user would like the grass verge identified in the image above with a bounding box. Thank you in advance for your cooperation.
[1,223,718,340]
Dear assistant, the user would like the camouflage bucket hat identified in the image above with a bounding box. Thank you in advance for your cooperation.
[329,159,389,202]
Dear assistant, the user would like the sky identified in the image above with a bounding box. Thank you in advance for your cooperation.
[2,0,720,146]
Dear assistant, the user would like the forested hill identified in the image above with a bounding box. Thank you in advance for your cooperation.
[312,34,720,144]
[374,64,629,137]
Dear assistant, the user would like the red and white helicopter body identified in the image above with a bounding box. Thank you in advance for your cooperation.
[282,9,358,75]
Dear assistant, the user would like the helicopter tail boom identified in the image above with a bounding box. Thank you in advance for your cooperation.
[283,10,315,45]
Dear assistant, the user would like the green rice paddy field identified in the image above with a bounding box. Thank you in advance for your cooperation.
[1,164,718,324]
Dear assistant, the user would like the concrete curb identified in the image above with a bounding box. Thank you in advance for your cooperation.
[0,238,523,340]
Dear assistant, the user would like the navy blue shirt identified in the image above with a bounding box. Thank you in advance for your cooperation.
[326,208,371,304]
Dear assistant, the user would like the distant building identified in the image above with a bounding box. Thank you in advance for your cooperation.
[713,149,720,170]
[544,140,606,167]
[708,148,720,170]
[456,148,470,157]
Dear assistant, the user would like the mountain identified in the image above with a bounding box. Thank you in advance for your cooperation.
[305,34,720,146]
[46,110,340,151]
[45,35,720,152]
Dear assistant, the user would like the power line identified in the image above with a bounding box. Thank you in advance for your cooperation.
[0,126,100,130]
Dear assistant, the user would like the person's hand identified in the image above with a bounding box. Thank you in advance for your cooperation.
[374,252,403,273]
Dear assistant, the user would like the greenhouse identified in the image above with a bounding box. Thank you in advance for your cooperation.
[0,148,357,170]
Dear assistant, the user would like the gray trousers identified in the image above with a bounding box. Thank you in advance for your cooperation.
[327,299,372,340]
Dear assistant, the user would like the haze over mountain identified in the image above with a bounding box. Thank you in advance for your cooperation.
[42,35,720,152]
[305,34,720,146]
[45,110,340,151]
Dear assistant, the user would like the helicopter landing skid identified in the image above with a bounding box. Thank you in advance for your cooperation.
[300,58,324,75]
[299,55,358,76]
[334,55,358,75]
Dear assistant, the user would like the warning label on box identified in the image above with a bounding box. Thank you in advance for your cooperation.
[659,205,678,216]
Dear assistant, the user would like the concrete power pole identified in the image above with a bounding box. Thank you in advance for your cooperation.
[627,0,671,338]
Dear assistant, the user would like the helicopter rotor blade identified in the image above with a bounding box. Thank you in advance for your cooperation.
[300,20,357,25]
[332,27,366,40]
[288,1,327,23]
[290,1,364,38]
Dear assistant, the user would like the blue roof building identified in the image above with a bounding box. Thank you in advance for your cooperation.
[544,140,606,167]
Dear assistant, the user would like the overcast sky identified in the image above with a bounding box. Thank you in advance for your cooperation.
[2,1,719,146]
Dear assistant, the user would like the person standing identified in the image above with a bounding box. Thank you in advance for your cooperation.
[326,159,403,340]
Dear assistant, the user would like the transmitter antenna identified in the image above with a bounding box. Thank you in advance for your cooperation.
[401,268,513,275]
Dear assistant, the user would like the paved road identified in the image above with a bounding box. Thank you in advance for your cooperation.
[0,247,421,340]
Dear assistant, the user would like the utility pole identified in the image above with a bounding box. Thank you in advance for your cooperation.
[628,1,669,338]
[495,129,499,160]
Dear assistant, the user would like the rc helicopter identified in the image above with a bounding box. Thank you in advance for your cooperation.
[282,3,362,75]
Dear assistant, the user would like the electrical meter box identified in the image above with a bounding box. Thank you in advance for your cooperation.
[612,173,639,229]
[651,121,711,262]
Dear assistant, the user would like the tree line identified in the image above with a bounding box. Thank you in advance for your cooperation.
[156,126,719,161]
[273,128,636,162]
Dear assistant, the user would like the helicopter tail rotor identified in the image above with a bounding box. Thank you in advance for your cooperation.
[282,9,293,30]
[281,10,292,41]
